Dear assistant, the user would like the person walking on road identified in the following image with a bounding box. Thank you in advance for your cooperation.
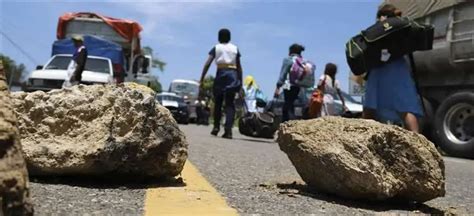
[64,35,88,87]
[200,28,243,139]
[318,63,347,116]
[243,75,265,113]
[362,4,423,133]
[274,43,306,122]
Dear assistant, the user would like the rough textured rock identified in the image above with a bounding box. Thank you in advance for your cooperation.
[11,83,188,178]
[277,117,445,202]
[0,66,34,215]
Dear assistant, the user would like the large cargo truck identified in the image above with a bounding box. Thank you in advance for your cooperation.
[383,0,474,158]
[56,12,151,82]
[25,35,122,91]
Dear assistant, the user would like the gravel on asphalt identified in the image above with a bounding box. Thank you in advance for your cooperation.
[29,177,146,215]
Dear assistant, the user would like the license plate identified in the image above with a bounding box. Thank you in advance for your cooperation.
[32,79,44,86]
[295,107,302,116]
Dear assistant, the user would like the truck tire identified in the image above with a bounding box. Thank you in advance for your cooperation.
[434,92,474,158]
[419,97,434,138]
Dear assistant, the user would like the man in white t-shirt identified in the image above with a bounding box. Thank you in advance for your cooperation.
[199,29,243,139]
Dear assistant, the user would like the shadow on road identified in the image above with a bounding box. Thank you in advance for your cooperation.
[30,175,186,189]
[235,137,276,144]
[267,181,445,215]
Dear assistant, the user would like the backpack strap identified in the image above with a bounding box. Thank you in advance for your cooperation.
[318,75,327,92]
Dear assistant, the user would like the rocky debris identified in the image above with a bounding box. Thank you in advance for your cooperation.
[11,83,188,178]
[0,67,34,215]
[277,116,445,202]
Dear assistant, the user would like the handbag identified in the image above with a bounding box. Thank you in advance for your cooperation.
[308,75,327,118]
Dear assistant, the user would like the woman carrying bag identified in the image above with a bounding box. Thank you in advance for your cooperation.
[308,63,347,118]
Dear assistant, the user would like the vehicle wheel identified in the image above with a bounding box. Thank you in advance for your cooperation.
[419,97,434,139]
[434,92,474,158]
[180,116,189,125]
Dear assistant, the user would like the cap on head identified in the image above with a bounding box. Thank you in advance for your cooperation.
[71,35,84,42]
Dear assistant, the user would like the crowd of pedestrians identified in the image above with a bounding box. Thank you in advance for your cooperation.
[199,4,423,139]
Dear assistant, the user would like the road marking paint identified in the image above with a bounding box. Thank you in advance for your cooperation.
[144,161,239,216]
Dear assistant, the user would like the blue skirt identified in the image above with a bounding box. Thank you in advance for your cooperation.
[213,69,241,96]
[364,57,423,120]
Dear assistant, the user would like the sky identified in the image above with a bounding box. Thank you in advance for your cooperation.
[1,0,381,97]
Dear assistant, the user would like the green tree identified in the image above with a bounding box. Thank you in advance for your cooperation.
[0,53,27,85]
[148,76,162,93]
[142,46,166,72]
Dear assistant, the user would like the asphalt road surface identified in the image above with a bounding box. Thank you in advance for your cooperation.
[30,124,474,215]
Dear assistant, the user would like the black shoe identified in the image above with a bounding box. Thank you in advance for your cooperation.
[211,127,219,136]
[222,129,232,139]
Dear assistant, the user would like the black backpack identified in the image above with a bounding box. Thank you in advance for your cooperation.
[346,17,434,76]
[238,112,277,139]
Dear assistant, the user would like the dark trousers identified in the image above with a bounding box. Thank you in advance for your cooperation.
[282,86,300,122]
[214,91,237,129]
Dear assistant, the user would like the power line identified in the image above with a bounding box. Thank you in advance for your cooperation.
[1,18,51,51]
[0,29,40,65]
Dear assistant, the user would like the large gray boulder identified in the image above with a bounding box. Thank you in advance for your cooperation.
[11,83,188,178]
[278,117,445,202]
[0,67,33,215]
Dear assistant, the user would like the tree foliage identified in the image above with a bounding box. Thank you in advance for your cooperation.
[0,53,27,85]
[148,77,162,93]
[142,46,166,72]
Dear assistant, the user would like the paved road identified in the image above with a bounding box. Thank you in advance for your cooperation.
[29,124,474,215]
[184,125,473,215]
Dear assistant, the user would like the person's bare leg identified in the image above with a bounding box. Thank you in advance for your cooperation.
[401,112,419,133]
[363,108,377,120]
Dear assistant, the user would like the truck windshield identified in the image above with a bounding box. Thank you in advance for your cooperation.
[339,91,359,104]
[44,56,110,74]
[45,56,71,70]
[85,58,110,74]
[328,90,359,104]
[170,81,199,99]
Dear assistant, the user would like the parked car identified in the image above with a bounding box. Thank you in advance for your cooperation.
[269,87,362,120]
[25,54,113,91]
[156,92,189,124]
[331,90,363,118]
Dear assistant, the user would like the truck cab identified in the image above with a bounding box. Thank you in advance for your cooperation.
[25,54,113,91]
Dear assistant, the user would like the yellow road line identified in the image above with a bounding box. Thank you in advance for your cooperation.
[144,161,239,216]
